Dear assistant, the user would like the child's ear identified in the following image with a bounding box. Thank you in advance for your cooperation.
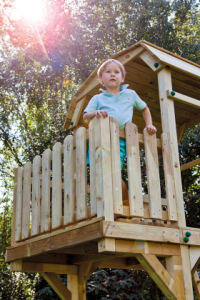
[98,76,104,85]
[121,76,125,83]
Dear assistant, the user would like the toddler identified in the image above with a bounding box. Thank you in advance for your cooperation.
[83,59,157,203]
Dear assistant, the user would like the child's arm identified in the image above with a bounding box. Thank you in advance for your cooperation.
[83,110,108,122]
[141,106,157,135]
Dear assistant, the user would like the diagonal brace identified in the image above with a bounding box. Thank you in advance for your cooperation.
[42,272,71,300]
[135,254,176,300]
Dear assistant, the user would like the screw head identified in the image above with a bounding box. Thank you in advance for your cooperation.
[183,237,189,243]
[82,276,85,280]
[110,232,112,234]
[97,232,99,235]
[100,243,103,247]
[113,224,115,227]
[171,91,176,96]
[185,231,191,237]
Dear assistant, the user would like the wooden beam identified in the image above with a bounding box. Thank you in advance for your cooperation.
[11,168,18,246]
[192,271,200,299]
[180,158,200,172]
[6,220,103,262]
[158,67,186,227]
[102,221,180,244]
[165,256,186,299]
[99,257,144,270]
[69,96,87,130]
[67,274,79,300]
[42,272,71,300]
[10,260,78,274]
[114,240,181,256]
[135,254,177,299]
[167,90,200,109]
[140,50,165,72]
[180,245,194,300]
[189,246,200,275]
[177,122,186,144]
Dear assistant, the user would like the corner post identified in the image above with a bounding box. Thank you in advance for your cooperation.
[158,68,194,299]
[157,67,185,227]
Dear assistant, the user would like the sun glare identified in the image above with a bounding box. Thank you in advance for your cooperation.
[12,0,46,22]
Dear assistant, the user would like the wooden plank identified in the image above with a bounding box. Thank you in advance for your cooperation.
[180,245,194,300]
[41,149,51,233]
[10,260,78,274]
[76,127,87,221]
[189,246,200,275]
[42,272,71,300]
[126,123,144,217]
[103,221,180,244]
[116,205,168,220]
[95,117,114,221]
[167,90,200,109]
[67,274,79,300]
[89,117,97,216]
[69,96,87,130]
[193,271,200,299]
[110,117,123,214]
[161,133,178,221]
[144,43,200,80]
[64,135,75,225]
[143,128,162,219]
[140,50,165,72]
[15,167,23,241]
[32,156,42,237]
[135,254,176,299]
[6,221,103,262]
[180,158,200,172]
[22,162,31,239]
[115,240,181,256]
[52,142,62,229]
[177,122,186,143]
[11,168,18,246]
[158,68,186,227]
[166,256,186,300]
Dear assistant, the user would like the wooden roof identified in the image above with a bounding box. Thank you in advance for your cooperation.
[64,40,200,136]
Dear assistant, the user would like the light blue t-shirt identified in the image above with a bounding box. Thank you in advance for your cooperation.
[84,84,146,129]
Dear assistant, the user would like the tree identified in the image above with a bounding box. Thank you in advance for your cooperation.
[0,0,200,298]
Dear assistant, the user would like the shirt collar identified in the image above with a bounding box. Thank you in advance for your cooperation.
[99,84,129,95]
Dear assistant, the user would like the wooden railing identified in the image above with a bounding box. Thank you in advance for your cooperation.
[11,116,179,245]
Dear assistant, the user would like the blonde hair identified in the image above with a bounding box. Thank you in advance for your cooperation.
[97,59,126,78]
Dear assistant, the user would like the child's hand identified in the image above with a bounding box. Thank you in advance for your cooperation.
[146,125,157,135]
[94,110,108,118]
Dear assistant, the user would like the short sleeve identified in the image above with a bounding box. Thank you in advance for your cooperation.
[133,91,146,110]
[83,95,98,114]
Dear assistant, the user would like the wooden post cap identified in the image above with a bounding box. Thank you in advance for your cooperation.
[70,121,74,125]
[154,63,159,68]
[171,91,176,96]
[185,231,191,237]
[183,237,189,243]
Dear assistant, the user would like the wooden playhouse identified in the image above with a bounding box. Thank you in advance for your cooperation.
[6,40,200,300]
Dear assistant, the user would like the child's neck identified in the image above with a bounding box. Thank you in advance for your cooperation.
[105,86,121,96]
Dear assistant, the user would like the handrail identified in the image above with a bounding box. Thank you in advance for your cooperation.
[180,158,200,172]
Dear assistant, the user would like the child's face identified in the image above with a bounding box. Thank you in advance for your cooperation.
[99,62,125,90]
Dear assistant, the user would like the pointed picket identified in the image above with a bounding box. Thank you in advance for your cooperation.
[64,135,75,225]
[52,142,62,229]
[76,127,87,221]
[31,156,41,236]
[15,167,23,242]
[126,123,144,217]
[21,162,31,239]
[41,149,52,233]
